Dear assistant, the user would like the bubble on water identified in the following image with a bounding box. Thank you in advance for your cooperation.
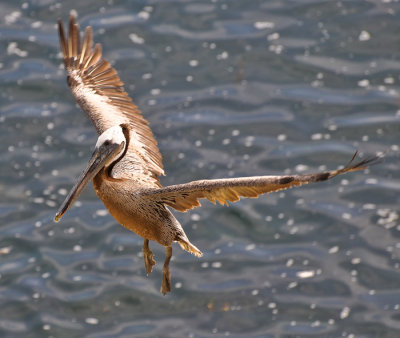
[73,245,82,252]
[85,317,99,325]
[95,209,108,217]
[46,200,56,207]
[31,21,42,28]
[362,203,376,210]
[377,208,398,228]
[384,76,395,84]
[311,321,320,327]
[286,258,294,267]
[366,178,378,184]
[244,136,254,147]
[342,213,352,220]
[211,262,222,268]
[7,42,28,57]
[340,306,350,319]
[58,188,67,196]
[150,88,161,96]
[277,134,286,141]
[297,270,315,279]
[269,44,283,54]
[341,179,349,186]
[295,164,308,172]
[329,246,339,254]
[5,11,21,24]
[129,33,144,44]
[245,243,256,251]
[254,21,275,29]
[358,30,371,41]
[311,133,323,140]
[267,32,280,41]
[191,213,200,221]
[138,11,150,20]
[217,51,229,60]
[0,246,12,255]
[358,79,369,87]
[42,272,50,279]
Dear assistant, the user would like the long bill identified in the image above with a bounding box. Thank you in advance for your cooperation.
[54,143,121,222]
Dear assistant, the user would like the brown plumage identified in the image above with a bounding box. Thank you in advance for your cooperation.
[55,15,380,295]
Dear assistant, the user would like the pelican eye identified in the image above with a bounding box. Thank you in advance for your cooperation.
[104,140,111,146]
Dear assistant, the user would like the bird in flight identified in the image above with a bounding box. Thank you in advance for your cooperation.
[55,15,379,295]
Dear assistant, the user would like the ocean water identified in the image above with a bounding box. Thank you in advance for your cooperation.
[0,0,399,337]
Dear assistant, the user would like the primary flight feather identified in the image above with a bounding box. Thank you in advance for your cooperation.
[55,15,379,295]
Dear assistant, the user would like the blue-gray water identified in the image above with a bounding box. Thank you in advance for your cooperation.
[1,1,399,337]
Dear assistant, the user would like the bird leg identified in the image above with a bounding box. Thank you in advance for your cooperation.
[161,246,172,295]
[142,239,155,275]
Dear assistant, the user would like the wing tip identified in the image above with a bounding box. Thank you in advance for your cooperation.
[59,14,93,69]
[319,150,382,181]
[344,150,383,172]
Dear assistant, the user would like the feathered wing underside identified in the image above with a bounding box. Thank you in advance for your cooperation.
[143,153,380,212]
[58,15,164,183]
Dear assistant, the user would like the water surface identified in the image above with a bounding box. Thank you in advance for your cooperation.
[0,0,399,337]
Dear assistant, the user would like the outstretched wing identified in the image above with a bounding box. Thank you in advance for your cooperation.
[142,153,379,212]
[58,15,164,183]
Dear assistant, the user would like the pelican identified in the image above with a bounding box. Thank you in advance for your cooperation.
[55,15,379,295]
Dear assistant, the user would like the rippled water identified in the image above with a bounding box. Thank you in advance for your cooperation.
[1,1,399,337]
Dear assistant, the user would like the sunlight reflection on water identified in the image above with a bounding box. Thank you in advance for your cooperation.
[0,0,399,337]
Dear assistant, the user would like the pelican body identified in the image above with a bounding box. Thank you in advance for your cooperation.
[55,16,379,295]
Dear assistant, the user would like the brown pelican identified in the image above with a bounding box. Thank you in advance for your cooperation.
[55,15,379,295]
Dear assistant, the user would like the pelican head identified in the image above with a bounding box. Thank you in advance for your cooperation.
[54,124,127,222]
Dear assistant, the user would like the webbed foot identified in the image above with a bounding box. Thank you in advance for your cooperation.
[160,246,172,295]
[143,239,156,275]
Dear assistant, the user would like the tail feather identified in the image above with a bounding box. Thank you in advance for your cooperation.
[177,237,203,257]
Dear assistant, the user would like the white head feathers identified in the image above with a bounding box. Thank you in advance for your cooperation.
[95,125,126,149]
